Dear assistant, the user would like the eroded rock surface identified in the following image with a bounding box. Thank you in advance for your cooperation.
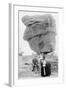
[22,14,56,54]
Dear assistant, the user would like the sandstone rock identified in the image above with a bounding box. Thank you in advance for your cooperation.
[22,14,56,54]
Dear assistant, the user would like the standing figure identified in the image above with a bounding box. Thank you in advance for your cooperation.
[40,53,51,77]
[40,53,46,76]
[32,56,39,72]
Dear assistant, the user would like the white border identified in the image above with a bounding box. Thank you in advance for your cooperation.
[9,4,64,86]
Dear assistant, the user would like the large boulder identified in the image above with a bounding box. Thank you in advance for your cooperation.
[22,14,56,54]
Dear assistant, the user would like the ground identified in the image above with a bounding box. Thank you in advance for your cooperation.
[18,54,58,79]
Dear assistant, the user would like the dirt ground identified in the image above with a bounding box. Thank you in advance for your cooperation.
[18,54,58,79]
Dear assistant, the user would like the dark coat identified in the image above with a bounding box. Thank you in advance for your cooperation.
[41,62,51,77]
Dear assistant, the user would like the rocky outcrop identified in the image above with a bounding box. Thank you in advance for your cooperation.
[22,14,56,54]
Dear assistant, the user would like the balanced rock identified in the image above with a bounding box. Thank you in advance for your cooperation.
[22,14,56,54]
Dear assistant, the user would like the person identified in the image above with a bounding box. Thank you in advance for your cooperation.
[40,53,46,76]
[40,53,51,77]
[32,56,39,72]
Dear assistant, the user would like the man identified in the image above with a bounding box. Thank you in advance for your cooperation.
[40,53,51,77]
[32,56,39,72]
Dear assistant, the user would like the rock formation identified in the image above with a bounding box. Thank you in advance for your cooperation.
[22,14,56,54]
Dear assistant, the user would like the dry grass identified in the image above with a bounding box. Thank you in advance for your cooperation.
[18,54,58,79]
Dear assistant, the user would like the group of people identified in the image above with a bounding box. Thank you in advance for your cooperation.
[32,53,51,77]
